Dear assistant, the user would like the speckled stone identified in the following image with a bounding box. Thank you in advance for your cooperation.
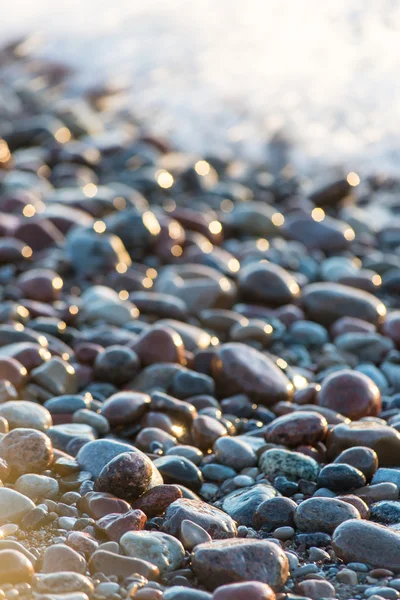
[0,428,53,475]
[94,451,159,502]
[259,448,320,481]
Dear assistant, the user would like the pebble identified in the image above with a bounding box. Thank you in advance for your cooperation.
[295,579,336,599]
[317,463,366,491]
[94,451,158,501]
[15,474,59,500]
[192,538,289,590]
[253,496,297,531]
[333,520,400,569]
[222,484,278,526]
[259,448,320,481]
[0,549,34,584]
[0,488,35,522]
[294,497,361,533]
[0,401,52,431]
[318,369,381,420]
[41,544,87,574]
[264,410,328,447]
[326,422,400,467]
[120,530,185,573]
[0,428,53,475]
[36,572,94,595]
[163,498,237,539]
[211,343,294,405]
[212,581,276,599]
[153,455,203,491]
[334,447,379,481]
[88,549,159,580]
[180,519,212,550]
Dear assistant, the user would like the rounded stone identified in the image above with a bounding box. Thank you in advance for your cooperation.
[253,497,297,531]
[191,415,228,451]
[317,463,366,492]
[264,411,328,447]
[238,262,300,306]
[318,369,381,420]
[41,544,87,574]
[131,484,183,518]
[15,474,59,500]
[0,357,28,390]
[0,428,53,474]
[77,439,140,478]
[334,446,378,481]
[259,448,320,481]
[222,484,279,527]
[333,520,400,569]
[212,581,276,600]
[153,455,203,492]
[211,343,293,405]
[301,282,386,326]
[213,437,257,470]
[192,538,289,591]
[94,451,156,502]
[100,391,150,426]
[36,572,94,595]
[94,345,140,385]
[120,530,185,573]
[0,488,35,522]
[0,549,34,584]
[326,421,400,467]
[294,497,361,533]
[0,401,52,431]
[163,498,237,539]
[296,579,335,600]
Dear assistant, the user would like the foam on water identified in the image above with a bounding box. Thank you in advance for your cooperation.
[3,0,400,172]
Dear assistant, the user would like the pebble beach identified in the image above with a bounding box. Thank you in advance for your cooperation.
[1,21,400,600]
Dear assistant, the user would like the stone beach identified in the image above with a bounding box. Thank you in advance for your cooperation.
[1,36,400,600]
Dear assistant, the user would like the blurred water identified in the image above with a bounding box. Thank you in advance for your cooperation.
[3,0,400,172]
